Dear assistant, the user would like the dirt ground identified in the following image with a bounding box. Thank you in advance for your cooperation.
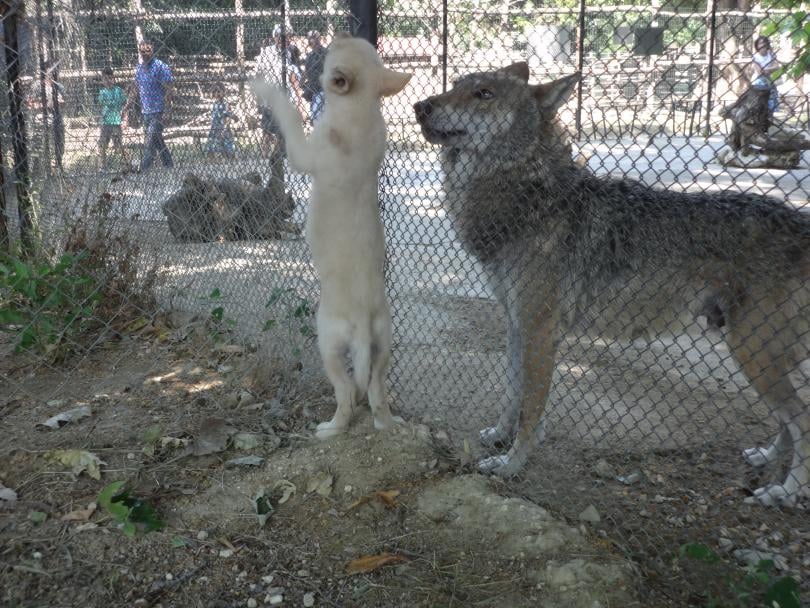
[1,316,640,608]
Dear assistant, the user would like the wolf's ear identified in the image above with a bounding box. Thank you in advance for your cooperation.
[379,68,412,97]
[500,62,530,82]
[333,31,352,40]
[327,67,353,95]
[532,72,580,112]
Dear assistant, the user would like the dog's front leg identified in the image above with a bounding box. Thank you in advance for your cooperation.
[480,297,559,477]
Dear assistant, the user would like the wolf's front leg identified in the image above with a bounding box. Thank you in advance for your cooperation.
[480,316,522,448]
[250,80,313,174]
[479,297,560,477]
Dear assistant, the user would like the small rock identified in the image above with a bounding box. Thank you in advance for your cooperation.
[639,509,650,517]
[434,430,449,442]
[578,505,601,523]
[197,530,209,541]
[617,471,641,485]
[261,574,274,584]
[126,453,135,460]
[247,599,258,608]
[165,573,173,581]
[219,549,234,558]
[344,486,352,494]
[224,392,241,408]
[32,552,43,560]
[653,494,668,504]
[718,538,734,552]
[593,459,616,479]
[733,548,788,571]
[265,594,283,605]
[296,569,309,577]
[303,592,315,607]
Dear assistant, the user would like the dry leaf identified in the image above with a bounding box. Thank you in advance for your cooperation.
[225,456,264,468]
[193,417,236,456]
[273,480,296,504]
[61,502,97,521]
[306,472,333,497]
[347,489,400,511]
[345,552,408,575]
[46,449,106,480]
[38,405,92,430]
[231,432,261,451]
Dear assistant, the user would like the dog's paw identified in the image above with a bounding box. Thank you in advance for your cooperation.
[479,425,512,449]
[748,483,802,508]
[373,415,404,431]
[315,420,348,440]
[743,446,779,467]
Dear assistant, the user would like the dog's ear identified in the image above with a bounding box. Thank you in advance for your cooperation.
[500,61,530,82]
[378,67,411,97]
[532,72,580,112]
[327,67,353,95]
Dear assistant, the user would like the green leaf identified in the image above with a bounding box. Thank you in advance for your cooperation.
[209,288,222,299]
[171,535,188,548]
[210,306,224,322]
[756,559,775,573]
[266,287,290,307]
[760,22,778,36]
[262,319,277,331]
[680,542,719,563]
[28,510,47,524]
[98,481,127,510]
[0,308,27,325]
[765,576,801,608]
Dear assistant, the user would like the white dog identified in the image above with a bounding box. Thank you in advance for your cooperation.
[251,35,411,438]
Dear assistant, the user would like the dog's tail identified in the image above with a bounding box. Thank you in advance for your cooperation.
[351,324,373,397]
[250,79,315,174]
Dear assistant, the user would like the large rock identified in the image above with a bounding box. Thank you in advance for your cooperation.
[162,172,299,243]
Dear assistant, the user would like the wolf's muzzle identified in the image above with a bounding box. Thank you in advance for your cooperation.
[413,99,433,122]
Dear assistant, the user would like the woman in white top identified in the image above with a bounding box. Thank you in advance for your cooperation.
[750,36,781,118]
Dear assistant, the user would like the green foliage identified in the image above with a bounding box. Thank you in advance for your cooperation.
[760,5,810,80]
[680,543,801,608]
[98,481,163,537]
[205,288,237,343]
[263,287,315,338]
[0,253,101,358]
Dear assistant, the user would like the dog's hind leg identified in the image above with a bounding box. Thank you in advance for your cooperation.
[368,311,403,431]
[315,317,356,440]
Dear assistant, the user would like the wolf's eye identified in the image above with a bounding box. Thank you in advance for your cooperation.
[475,88,494,100]
[333,77,346,88]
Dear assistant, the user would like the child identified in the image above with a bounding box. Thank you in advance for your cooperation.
[206,83,236,158]
[97,67,131,169]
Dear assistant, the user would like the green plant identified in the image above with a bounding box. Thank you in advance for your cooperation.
[680,543,801,608]
[97,481,163,537]
[205,287,237,343]
[0,252,102,357]
[263,287,316,357]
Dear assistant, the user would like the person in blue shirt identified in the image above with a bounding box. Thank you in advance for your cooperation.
[128,40,174,171]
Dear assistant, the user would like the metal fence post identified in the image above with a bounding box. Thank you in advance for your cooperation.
[704,0,718,136]
[575,0,586,140]
[349,0,377,46]
[3,1,37,256]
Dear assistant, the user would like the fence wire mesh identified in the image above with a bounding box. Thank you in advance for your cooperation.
[1,0,809,606]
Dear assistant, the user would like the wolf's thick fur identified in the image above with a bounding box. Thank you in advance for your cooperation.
[414,62,810,506]
[252,36,411,438]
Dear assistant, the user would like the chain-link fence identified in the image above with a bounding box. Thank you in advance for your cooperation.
[2,0,809,606]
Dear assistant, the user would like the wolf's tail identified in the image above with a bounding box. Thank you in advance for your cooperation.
[351,324,373,397]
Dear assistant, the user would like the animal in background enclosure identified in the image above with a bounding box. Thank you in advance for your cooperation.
[414,62,810,507]
[161,173,298,242]
[252,34,411,439]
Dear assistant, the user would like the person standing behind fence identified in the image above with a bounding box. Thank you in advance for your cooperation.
[98,67,131,170]
[206,83,236,158]
[127,40,174,171]
[303,30,327,123]
[252,24,305,158]
[749,35,782,119]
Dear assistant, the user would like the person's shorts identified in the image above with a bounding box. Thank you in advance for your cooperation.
[99,124,123,147]
[260,108,281,136]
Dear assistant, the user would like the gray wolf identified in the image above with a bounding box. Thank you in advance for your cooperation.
[252,35,411,438]
[414,62,810,506]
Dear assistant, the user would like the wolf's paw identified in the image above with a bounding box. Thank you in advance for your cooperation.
[478,451,527,478]
[374,415,404,431]
[315,420,348,440]
[479,425,512,449]
[749,483,802,508]
[743,446,779,467]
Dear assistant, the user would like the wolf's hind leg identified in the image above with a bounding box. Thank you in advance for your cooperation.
[316,319,355,439]
[743,427,790,467]
[752,406,810,507]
